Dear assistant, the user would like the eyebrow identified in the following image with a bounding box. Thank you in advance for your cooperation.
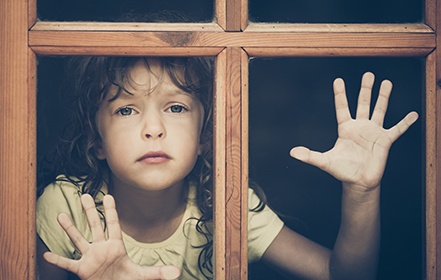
[108,86,193,102]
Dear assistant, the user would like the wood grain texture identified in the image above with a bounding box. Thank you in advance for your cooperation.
[245,23,434,33]
[31,21,224,31]
[32,21,434,33]
[1,0,439,278]
[239,49,249,280]
[430,2,441,279]
[214,49,227,280]
[240,0,248,31]
[435,2,441,279]
[216,0,227,30]
[0,0,36,279]
[244,47,434,57]
[425,52,436,280]
[225,0,242,31]
[216,0,245,31]
[224,47,243,279]
[31,46,224,56]
[213,47,248,280]
[29,27,435,51]
[425,0,437,29]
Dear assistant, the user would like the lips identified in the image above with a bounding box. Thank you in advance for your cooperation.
[137,151,171,164]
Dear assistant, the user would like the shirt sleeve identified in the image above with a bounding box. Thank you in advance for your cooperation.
[247,188,284,262]
[36,179,89,259]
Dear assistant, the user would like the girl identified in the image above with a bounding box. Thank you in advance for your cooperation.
[36,56,418,280]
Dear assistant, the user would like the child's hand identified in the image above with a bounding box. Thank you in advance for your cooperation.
[43,194,181,280]
[290,72,418,190]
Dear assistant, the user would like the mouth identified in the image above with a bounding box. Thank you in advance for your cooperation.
[137,151,172,164]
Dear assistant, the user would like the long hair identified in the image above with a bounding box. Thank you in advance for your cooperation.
[37,56,264,279]
[38,56,212,192]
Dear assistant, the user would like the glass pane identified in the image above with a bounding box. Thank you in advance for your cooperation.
[248,57,423,279]
[249,0,423,23]
[37,0,213,22]
[37,56,216,279]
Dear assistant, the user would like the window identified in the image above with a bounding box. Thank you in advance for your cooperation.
[0,0,439,279]
[248,57,423,279]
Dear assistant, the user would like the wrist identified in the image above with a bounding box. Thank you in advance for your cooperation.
[342,182,381,204]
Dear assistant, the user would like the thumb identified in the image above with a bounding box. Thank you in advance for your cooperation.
[290,146,327,170]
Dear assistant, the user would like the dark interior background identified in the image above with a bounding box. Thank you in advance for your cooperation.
[37,0,422,23]
[247,57,423,280]
[37,1,424,279]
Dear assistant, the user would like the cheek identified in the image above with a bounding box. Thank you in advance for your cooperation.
[182,144,201,175]
[97,129,130,160]
[177,128,201,158]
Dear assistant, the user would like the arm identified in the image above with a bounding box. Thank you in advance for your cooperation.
[262,72,418,280]
[263,188,380,280]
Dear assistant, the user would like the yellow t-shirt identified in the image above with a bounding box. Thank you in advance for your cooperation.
[36,177,284,279]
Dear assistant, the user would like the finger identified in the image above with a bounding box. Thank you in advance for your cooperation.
[137,265,181,280]
[371,79,392,126]
[81,194,105,242]
[290,146,328,171]
[43,251,78,274]
[356,72,375,120]
[387,111,419,143]
[333,77,352,124]
[103,195,123,240]
[159,266,181,280]
[57,213,90,253]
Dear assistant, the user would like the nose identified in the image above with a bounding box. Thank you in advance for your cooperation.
[145,131,163,139]
[142,112,166,140]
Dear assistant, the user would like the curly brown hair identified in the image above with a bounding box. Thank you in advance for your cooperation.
[38,56,265,279]
[37,56,214,276]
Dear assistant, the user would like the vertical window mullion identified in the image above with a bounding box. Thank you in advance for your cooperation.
[214,47,248,279]
[0,0,37,279]
[216,0,248,31]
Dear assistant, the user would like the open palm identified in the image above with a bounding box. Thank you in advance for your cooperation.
[290,72,418,190]
[43,194,180,280]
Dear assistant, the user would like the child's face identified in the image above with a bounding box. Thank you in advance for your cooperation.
[94,59,205,192]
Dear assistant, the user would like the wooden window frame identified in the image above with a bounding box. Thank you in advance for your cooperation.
[0,0,439,279]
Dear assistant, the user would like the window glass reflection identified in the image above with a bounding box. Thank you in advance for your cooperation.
[248,57,423,279]
[37,0,213,22]
[249,0,423,23]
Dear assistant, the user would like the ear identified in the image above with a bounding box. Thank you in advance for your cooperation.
[94,141,106,160]
[197,142,203,156]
